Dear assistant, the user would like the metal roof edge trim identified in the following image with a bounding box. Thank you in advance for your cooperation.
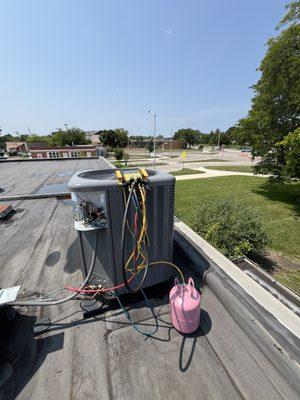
[100,157,115,169]
[174,219,300,339]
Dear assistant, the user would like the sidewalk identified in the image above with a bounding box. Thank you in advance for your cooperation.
[174,167,267,181]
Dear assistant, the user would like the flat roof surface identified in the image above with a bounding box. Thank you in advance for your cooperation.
[0,159,299,400]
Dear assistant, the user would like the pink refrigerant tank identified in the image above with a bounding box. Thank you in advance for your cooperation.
[169,277,201,334]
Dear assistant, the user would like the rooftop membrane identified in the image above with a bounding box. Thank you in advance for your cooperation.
[0,159,299,400]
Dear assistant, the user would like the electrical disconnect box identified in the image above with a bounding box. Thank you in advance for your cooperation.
[68,168,175,294]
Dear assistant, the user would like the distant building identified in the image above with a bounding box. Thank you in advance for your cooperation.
[95,146,107,157]
[5,141,54,155]
[91,134,101,146]
[5,141,98,159]
[163,139,182,150]
[5,142,27,155]
[126,137,181,150]
[26,142,49,152]
[84,130,98,142]
[30,145,97,159]
[5,141,49,155]
[127,136,165,149]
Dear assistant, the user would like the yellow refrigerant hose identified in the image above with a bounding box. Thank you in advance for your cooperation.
[122,180,184,285]
[10,171,185,306]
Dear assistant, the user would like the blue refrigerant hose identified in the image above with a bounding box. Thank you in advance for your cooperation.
[113,288,159,338]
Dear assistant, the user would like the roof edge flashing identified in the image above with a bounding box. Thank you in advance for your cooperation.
[174,219,300,340]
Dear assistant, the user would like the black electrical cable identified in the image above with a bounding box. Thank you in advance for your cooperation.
[78,230,88,277]
[121,182,149,293]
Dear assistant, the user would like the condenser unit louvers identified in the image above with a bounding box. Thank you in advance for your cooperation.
[68,168,175,294]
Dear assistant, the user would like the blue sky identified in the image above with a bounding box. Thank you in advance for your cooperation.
[0,0,289,136]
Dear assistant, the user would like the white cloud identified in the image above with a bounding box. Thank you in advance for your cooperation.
[163,29,173,36]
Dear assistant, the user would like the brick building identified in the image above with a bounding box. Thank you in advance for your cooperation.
[30,145,96,159]
[5,142,27,155]
[5,140,101,159]
[6,141,49,155]
[163,139,182,150]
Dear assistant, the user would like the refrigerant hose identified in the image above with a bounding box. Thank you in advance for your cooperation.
[113,288,159,337]
[121,182,149,293]
[9,233,98,307]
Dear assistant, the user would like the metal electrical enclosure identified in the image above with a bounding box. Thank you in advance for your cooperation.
[68,168,175,293]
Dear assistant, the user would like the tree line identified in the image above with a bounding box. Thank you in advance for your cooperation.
[1,2,299,178]
[174,1,300,180]
[0,126,237,152]
[234,1,299,180]
[97,128,241,150]
[0,127,90,150]
[172,127,241,149]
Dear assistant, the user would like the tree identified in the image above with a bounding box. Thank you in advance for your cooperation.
[114,129,129,147]
[199,133,210,144]
[219,131,230,146]
[237,1,300,180]
[147,138,154,153]
[26,133,49,143]
[97,128,128,148]
[281,128,300,178]
[114,148,124,160]
[208,129,229,146]
[129,135,146,147]
[173,128,201,148]
[258,127,300,179]
[277,0,300,28]
[20,134,29,141]
[51,127,88,146]
[225,126,243,145]
[204,129,228,146]
[214,129,221,146]
[0,134,19,149]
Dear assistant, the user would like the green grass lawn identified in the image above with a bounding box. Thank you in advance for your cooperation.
[204,165,254,173]
[176,176,300,261]
[112,154,149,159]
[126,155,151,159]
[175,176,300,261]
[170,168,204,176]
[175,175,300,293]
[274,269,300,295]
[183,158,225,163]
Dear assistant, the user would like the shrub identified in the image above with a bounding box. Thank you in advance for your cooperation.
[180,198,268,259]
[147,140,154,153]
[123,152,129,165]
[114,160,124,168]
[114,148,124,160]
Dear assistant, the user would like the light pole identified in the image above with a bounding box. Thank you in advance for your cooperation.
[217,130,221,149]
[148,110,156,168]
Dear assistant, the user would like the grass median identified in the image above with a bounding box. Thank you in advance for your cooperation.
[204,165,254,173]
[170,168,204,176]
[113,162,168,167]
